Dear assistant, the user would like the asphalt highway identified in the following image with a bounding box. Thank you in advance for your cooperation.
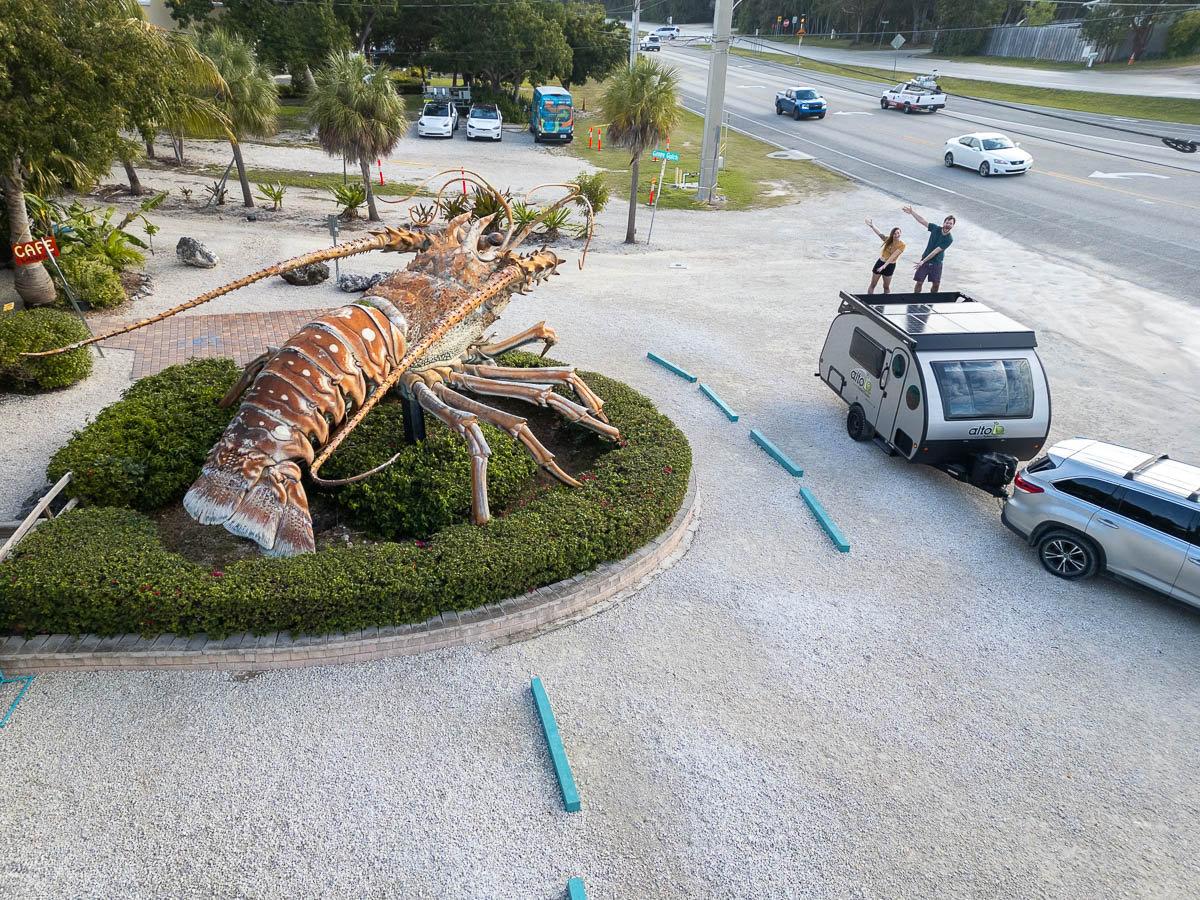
[658,43,1200,301]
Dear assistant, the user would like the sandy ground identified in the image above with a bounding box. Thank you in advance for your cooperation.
[2,135,1199,898]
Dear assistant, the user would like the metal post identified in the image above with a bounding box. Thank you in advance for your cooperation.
[629,0,641,68]
[401,393,426,443]
[698,0,734,204]
[43,239,103,358]
[646,154,669,245]
[327,214,340,282]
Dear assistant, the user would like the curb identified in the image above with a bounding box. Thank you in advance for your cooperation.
[0,474,698,675]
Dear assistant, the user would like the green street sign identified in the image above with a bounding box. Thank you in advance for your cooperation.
[651,149,680,161]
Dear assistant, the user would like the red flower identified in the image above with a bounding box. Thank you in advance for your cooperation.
[211,570,224,578]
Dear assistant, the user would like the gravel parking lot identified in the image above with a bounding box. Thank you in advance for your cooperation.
[2,134,1198,898]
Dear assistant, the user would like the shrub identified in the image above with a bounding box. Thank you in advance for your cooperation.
[57,253,126,310]
[330,182,367,219]
[324,406,537,539]
[255,181,287,210]
[46,358,240,508]
[469,87,527,125]
[0,308,94,392]
[2,355,691,638]
[571,172,611,216]
[1167,11,1200,58]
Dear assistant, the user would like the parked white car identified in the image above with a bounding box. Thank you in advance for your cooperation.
[417,101,458,138]
[654,25,681,40]
[465,103,503,141]
[944,132,1033,176]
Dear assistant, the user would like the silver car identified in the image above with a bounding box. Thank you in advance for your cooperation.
[1002,438,1200,607]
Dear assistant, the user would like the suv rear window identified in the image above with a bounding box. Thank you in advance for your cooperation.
[1114,489,1197,543]
[930,359,1034,420]
[849,328,885,378]
[1054,477,1120,510]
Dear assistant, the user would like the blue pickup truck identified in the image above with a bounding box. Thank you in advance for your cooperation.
[775,87,827,120]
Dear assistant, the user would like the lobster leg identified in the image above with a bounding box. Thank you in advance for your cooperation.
[409,381,493,525]
[445,372,620,441]
[459,363,610,423]
[473,321,558,359]
[432,383,581,488]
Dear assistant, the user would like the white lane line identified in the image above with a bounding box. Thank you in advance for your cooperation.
[681,99,961,196]
[1088,170,1170,180]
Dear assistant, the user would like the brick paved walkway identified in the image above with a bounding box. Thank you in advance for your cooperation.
[101,310,326,378]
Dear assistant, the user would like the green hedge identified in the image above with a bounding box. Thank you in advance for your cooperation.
[3,353,691,637]
[0,308,94,392]
[47,358,241,509]
[324,406,537,539]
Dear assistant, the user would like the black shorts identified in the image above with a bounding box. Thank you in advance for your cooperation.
[872,258,896,277]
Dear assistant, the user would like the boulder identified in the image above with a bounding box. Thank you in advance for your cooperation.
[280,262,330,286]
[337,272,387,293]
[176,237,218,268]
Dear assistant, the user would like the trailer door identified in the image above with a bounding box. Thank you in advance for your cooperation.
[876,346,921,458]
[847,327,886,423]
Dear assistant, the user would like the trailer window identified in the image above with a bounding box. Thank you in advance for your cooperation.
[849,329,885,379]
[930,359,1034,420]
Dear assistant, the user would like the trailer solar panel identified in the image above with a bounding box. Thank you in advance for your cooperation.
[840,291,1038,350]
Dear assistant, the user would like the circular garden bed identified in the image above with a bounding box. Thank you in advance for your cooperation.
[0,353,691,639]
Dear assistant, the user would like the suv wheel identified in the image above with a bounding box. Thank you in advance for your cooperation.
[846,404,873,442]
[1037,530,1099,581]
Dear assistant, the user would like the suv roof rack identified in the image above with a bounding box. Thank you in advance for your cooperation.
[1125,454,1168,479]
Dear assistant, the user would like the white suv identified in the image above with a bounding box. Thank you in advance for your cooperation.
[1002,439,1200,607]
[654,26,681,40]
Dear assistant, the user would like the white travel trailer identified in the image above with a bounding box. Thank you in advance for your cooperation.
[818,291,1052,494]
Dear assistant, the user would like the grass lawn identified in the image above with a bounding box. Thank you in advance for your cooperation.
[566,80,846,211]
[726,45,1200,125]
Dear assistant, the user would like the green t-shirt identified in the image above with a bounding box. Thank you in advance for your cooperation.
[922,222,953,261]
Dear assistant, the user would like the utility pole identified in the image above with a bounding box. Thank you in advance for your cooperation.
[698,0,734,204]
[629,0,641,68]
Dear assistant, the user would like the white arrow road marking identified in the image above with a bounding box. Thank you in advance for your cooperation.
[1089,170,1170,180]
[834,111,872,116]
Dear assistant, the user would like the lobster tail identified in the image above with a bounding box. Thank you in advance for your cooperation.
[184,429,318,556]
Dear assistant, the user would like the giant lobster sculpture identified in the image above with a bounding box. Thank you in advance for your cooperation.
[26,171,619,557]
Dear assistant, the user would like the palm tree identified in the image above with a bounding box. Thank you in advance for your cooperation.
[601,57,681,244]
[193,29,279,207]
[309,52,406,222]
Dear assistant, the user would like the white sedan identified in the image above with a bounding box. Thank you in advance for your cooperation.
[417,101,458,138]
[943,132,1032,176]
[465,104,503,141]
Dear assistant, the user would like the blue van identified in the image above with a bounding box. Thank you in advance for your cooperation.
[530,86,573,143]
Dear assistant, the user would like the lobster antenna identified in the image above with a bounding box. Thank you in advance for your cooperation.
[20,229,428,358]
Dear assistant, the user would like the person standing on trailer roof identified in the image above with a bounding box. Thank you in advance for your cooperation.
[865,217,906,294]
[903,205,954,293]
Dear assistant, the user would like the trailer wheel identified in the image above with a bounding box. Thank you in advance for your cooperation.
[1037,530,1099,581]
[846,404,873,442]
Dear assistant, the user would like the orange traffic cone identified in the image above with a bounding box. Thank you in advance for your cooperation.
[597,128,602,150]
[588,126,594,149]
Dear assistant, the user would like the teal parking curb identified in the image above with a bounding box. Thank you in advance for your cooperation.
[530,677,581,812]
[698,383,738,421]
[647,351,697,383]
[750,429,803,477]
[799,487,850,552]
[567,877,587,899]
[0,670,33,728]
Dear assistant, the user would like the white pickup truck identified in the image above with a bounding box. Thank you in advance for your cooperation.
[880,81,946,114]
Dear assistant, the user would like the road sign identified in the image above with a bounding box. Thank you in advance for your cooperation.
[891,33,906,50]
[11,236,59,266]
[651,149,680,161]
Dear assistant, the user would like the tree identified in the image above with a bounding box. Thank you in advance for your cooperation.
[561,2,628,91]
[167,0,352,76]
[193,29,279,208]
[601,57,681,245]
[932,0,1005,55]
[309,52,406,222]
[1024,2,1057,28]
[1083,1,1176,62]
[0,0,210,306]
